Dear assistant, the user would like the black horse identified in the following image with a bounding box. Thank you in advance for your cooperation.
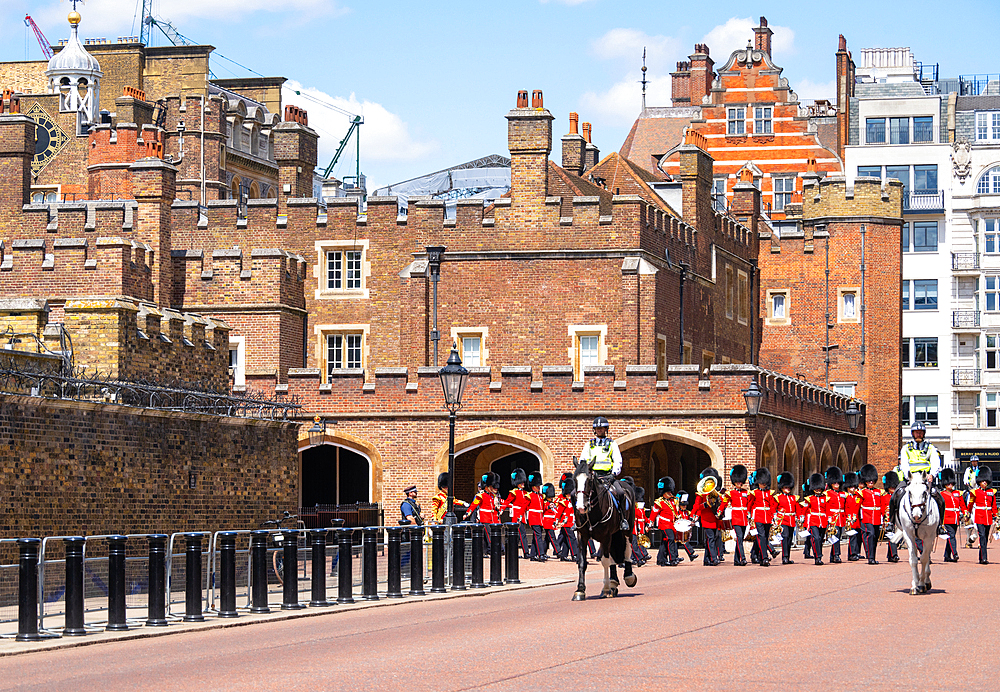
[571,459,638,600]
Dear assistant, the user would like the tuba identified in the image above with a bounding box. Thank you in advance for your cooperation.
[696,476,721,509]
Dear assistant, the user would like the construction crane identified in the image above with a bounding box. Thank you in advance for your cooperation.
[289,88,363,185]
[24,15,54,60]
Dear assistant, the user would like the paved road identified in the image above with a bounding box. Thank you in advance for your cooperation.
[1,546,994,691]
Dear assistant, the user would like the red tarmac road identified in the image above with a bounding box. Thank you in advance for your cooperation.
[0,546,994,691]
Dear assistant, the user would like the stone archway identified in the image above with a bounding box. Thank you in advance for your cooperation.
[298,428,383,505]
[761,430,778,475]
[616,426,723,503]
[436,428,553,502]
[851,446,864,471]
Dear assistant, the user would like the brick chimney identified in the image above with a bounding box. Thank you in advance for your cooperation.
[507,89,553,209]
[0,115,34,222]
[835,34,856,163]
[678,129,715,233]
[273,106,319,213]
[582,122,599,170]
[688,44,715,106]
[671,61,692,106]
[130,157,178,306]
[561,112,586,176]
[731,167,761,235]
[754,17,773,57]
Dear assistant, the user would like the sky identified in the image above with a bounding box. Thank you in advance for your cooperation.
[3,0,999,193]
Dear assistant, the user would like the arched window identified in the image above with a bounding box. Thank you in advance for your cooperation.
[249,182,260,199]
[231,176,241,200]
[977,166,1000,195]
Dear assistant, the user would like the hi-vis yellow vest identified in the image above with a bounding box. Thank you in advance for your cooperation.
[585,438,615,472]
[903,442,933,473]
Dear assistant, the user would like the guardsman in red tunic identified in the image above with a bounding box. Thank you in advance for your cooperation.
[718,465,750,566]
[649,476,678,566]
[857,464,884,564]
[881,471,901,563]
[555,473,579,561]
[748,468,778,567]
[431,473,470,524]
[842,472,862,561]
[800,473,828,565]
[500,468,532,558]
[676,493,699,562]
[775,473,800,565]
[525,473,546,560]
[938,467,966,562]
[692,467,722,566]
[970,466,996,564]
[467,472,501,547]
[824,466,846,564]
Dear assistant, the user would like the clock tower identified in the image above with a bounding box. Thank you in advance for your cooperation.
[45,8,102,134]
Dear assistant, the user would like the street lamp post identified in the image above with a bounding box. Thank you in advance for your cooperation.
[439,345,469,526]
[426,246,446,366]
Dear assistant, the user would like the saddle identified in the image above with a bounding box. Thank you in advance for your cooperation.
[889,482,945,527]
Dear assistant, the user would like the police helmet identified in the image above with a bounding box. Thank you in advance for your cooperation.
[911,421,926,436]
[592,416,610,429]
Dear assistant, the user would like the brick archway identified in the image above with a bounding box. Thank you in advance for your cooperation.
[616,426,723,470]
[434,427,555,491]
[298,428,383,505]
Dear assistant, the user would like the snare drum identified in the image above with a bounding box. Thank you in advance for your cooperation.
[673,518,692,543]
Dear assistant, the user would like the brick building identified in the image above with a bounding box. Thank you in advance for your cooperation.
[0,12,888,521]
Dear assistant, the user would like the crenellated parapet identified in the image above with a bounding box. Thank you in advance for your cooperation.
[802,175,903,221]
[170,246,306,309]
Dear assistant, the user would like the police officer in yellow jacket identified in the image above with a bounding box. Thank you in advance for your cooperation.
[890,421,944,527]
[579,416,630,532]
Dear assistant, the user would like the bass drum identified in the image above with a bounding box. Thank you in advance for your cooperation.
[673,518,692,543]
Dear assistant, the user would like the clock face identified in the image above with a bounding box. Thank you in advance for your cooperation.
[25,103,69,176]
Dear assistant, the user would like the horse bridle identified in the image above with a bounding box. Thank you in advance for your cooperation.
[575,471,614,528]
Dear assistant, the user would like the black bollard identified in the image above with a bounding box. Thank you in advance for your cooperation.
[249,530,270,614]
[145,534,168,627]
[184,533,205,623]
[361,527,380,601]
[280,529,304,610]
[470,523,486,588]
[309,529,330,607]
[451,523,466,591]
[217,532,239,618]
[430,525,446,593]
[504,523,521,584]
[106,535,129,631]
[16,538,41,642]
[408,526,425,596]
[336,528,355,604]
[488,524,504,586]
[63,536,87,635]
[385,526,404,598]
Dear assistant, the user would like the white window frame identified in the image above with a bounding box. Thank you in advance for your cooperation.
[315,323,369,380]
[976,112,1000,142]
[315,239,370,299]
[766,289,789,325]
[831,382,856,397]
[727,107,746,136]
[773,176,794,211]
[229,336,245,388]
[838,287,860,323]
[753,106,772,135]
[977,166,1000,195]
[450,326,489,367]
[568,324,607,380]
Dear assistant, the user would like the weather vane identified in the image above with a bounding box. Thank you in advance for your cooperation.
[640,48,648,112]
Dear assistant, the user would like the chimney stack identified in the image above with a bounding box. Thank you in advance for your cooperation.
[678,129,715,233]
[688,44,715,106]
[273,108,319,213]
[582,122,599,170]
[0,114,34,222]
[507,89,553,211]
[671,61,692,106]
[835,35,855,163]
[561,112,586,176]
[754,17,773,57]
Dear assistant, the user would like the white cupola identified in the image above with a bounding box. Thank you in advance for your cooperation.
[46,9,102,131]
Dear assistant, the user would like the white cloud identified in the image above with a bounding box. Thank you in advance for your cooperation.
[701,17,795,63]
[579,74,672,127]
[794,78,837,103]
[35,0,345,36]
[590,28,681,71]
[282,81,438,168]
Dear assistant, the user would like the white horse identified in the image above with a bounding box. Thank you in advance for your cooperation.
[893,470,941,595]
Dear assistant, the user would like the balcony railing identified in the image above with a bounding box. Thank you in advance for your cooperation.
[904,189,945,213]
[952,252,981,271]
[953,368,982,386]
[953,310,982,328]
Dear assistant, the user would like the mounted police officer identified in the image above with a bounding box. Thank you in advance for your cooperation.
[889,421,944,529]
[579,416,631,532]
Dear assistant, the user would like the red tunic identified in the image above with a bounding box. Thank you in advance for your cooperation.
[692,494,719,529]
[859,487,884,525]
[802,494,828,528]
[970,487,997,525]
[542,499,558,530]
[844,493,861,530]
[941,489,966,525]
[555,496,575,529]
[501,488,531,523]
[633,505,648,535]
[776,492,799,526]
[526,490,544,526]
[467,490,500,524]
[648,497,675,531]
[748,488,778,525]
[719,488,749,527]
[825,489,846,528]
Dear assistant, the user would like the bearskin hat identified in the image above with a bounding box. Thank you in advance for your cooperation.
[560,472,575,496]
[978,466,993,485]
[528,472,542,488]
[939,467,957,486]
[859,463,878,485]
[657,476,675,496]
[478,473,489,491]
[842,472,858,490]
[883,471,900,491]
[437,472,450,490]
[635,486,645,502]
[730,464,748,485]
[825,466,843,486]
[809,473,826,493]
[755,467,772,489]
[777,472,794,490]
[677,491,690,507]
[511,468,527,487]
[542,483,555,499]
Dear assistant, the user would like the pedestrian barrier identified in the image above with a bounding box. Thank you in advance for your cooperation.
[1,522,527,641]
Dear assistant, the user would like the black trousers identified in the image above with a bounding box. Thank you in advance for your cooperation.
[808,526,825,562]
[828,527,842,561]
[886,530,898,561]
[558,528,579,559]
[518,523,531,558]
[732,525,747,563]
[545,529,561,556]
[781,525,794,561]
[702,528,719,564]
[657,528,678,565]
[943,524,959,560]
[978,524,989,562]
[529,525,544,557]
[803,528,813,559]
[848,528,861,559]
[861,522,877,562]
[755,523,771,564]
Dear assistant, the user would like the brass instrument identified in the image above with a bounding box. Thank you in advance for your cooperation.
[638,533,651,549]
[769,511,784,546]
[696,476,721,509]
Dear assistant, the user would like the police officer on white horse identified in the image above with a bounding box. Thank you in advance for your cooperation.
[889,421,945,528]
[579,416,631,532]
